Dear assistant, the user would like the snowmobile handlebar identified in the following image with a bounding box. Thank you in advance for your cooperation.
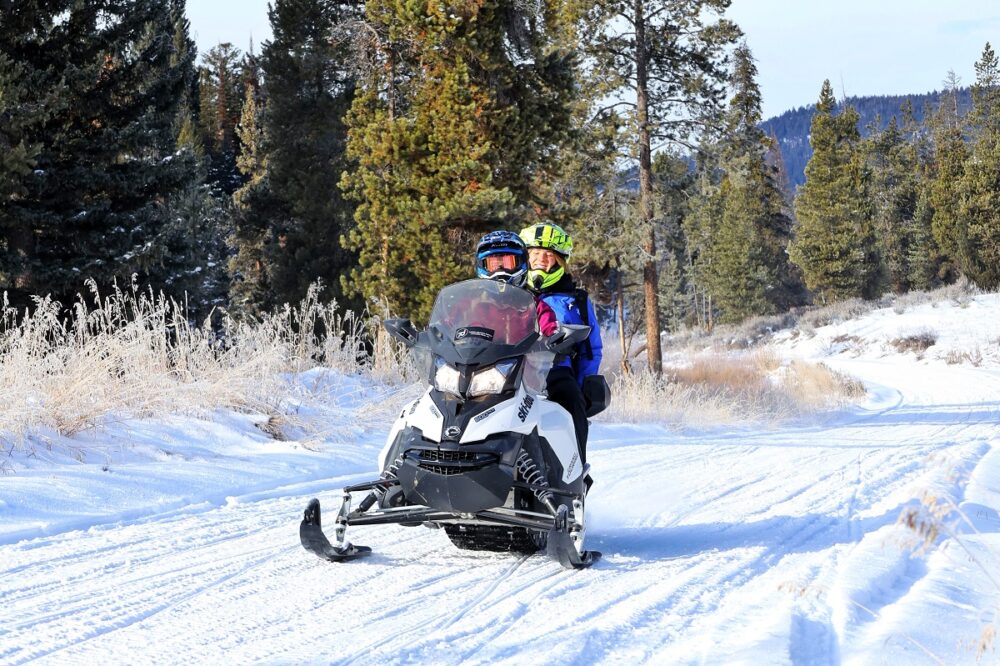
[383,318,420,348]
[543,324,591,355]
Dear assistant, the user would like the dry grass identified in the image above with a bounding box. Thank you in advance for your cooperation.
[896,456,1000,663]
[0,279,374,451]
[602,350,864,427]
[889,329,938,355]
[943,347,984,367]
[901,493,1000,662]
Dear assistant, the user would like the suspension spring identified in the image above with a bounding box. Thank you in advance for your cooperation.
[516,450,558,515]
[357,454,405,513]
[382,454,404,480]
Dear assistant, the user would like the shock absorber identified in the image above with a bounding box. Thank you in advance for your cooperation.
[516,450,558,515]
[357,454,405,513]
[382,454,404,481]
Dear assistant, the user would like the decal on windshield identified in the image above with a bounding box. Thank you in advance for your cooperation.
[455,326,495,342]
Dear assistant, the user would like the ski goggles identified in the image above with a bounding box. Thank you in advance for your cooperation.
[482,253,522,273]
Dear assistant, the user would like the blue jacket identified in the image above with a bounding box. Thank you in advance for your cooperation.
[537,278,603,386]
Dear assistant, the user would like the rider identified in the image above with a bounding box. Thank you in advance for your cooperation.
[518,222,603,465]
[475,230,558,337]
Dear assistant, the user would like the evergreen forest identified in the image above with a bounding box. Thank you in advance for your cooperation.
[3,1,1000,374]
[762,86,974,189]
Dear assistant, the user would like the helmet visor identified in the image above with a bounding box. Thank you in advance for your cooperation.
[484,253,521,273]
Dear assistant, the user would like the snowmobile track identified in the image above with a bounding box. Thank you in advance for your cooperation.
[341,553,535,666]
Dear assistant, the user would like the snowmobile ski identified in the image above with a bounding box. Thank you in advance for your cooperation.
[300,498,371,562]
[546,505,601,569]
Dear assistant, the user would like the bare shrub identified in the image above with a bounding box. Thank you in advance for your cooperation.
[943,347,983,366]
[787,360,866,407]
[891,290,932,314]
[717,312,800,350]
[980,623,997,662]
[889,328,938,355]
[594,328,648,375]
[889,278,980,312]
[940,276,980,307]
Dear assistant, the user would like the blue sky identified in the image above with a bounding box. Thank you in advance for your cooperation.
[186,0,1000,119]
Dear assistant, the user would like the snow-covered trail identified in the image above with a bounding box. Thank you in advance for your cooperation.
[2,361,998,665]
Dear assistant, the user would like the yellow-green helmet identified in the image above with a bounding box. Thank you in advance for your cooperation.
[519,222,573,258]
[519,222,573,290]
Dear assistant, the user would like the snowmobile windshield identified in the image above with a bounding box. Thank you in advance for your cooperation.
[426,279,539,366]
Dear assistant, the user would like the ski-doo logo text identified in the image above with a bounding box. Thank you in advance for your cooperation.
[517,394,534,422]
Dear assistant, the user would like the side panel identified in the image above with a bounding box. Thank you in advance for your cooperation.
[460,388,535,444]
[377,388,443,472]
[535,399,583,483]
[460,386,582,484]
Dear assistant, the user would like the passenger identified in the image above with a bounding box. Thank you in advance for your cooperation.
[518,222,603,464]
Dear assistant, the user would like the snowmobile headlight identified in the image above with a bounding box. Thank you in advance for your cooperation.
[468,360,517,398]
[433,357,461,395]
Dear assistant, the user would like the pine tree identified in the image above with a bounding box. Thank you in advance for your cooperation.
[908,187,943,291]
[0,0,213,310]
[342,0,577,322]
[957,43,1000,289]
[683,151,726,329]
[928,71,969,281]
[902,101,946,290]
[862,114,922,293]
[197,42,246,193]
[652,151,697,330]
[698,44,802,323]
[790,80,883,302]
[0,51,42,289]
[149,0,231,314]
[229,0,361,314]
[583,0,740,372]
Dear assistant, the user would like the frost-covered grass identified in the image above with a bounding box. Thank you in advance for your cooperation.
[0,281,375,451]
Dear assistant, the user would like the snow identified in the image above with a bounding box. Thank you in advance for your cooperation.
[2,296,999,665]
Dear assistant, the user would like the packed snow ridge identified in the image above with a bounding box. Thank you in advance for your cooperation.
[2,294,999,664]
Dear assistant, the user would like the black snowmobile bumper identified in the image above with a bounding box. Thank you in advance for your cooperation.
[395,456,514,514]
[390,432,526,514]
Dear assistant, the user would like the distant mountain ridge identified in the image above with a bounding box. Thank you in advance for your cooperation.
[760,88,973,190]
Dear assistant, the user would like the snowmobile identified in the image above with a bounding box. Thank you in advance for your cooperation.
[299,279,610,569]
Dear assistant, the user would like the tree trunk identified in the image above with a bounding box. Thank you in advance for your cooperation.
[10,222,34,292]
[635,0,662,374]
